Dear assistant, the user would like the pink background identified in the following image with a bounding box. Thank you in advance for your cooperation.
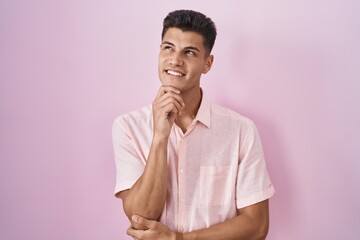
[1,1,359,239]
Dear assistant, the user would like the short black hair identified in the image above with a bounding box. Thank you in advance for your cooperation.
[162,10,217,55]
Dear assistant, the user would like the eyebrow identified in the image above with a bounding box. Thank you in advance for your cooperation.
[161,41,201,53]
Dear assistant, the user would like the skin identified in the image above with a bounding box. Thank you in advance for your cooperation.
[128,200,269,240]
[119,27,270,239]
[158,27,214,132]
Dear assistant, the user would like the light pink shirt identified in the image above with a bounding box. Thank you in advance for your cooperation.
[112,97,275,232]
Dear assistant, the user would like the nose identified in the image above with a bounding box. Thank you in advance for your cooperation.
[169,52,183,66]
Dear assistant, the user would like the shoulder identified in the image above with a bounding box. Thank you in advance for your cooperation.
[113,105,152,130]
[210,102,254,127]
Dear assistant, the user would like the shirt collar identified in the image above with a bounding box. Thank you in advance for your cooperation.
[195,91,211,128]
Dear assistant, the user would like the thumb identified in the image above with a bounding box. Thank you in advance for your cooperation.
[132,215,155,229]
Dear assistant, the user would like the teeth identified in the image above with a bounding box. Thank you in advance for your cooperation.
[167,70,184,76]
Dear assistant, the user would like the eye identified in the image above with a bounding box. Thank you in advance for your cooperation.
[185,50,196,56]
[163,45,173,51]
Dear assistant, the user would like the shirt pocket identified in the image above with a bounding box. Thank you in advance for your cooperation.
[199,165,232,207]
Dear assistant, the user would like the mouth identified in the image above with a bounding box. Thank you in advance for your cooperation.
[165,69,185,77]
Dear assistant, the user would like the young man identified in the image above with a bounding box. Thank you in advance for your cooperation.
[112,10,275,240]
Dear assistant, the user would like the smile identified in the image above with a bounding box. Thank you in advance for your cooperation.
[166,70,185,77]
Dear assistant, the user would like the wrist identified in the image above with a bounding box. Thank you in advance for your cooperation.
[152,133,169,144]
[182,232,196,240]
[175,232,184,240]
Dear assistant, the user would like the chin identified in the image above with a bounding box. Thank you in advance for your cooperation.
[160,77,178,88]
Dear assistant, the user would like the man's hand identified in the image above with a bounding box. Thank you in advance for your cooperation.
[127,215,181,240]
[152,85,185,139]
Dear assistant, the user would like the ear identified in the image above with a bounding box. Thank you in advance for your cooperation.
[203,55,214,74]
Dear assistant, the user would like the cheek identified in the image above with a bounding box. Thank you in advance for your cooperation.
[158,55,168,67]
[202,66,209,74]
[192,64,206,75]
[158,56,164,69]
[201,62,210,73]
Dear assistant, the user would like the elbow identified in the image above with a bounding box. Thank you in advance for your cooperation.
[123,199,162,222]
[255,230,268,240]
[254,220,269,240]
[125,208,161,230]
[118,190,164,230]
[128,208,162,221]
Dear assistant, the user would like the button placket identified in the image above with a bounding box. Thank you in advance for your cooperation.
[177,136,186,232]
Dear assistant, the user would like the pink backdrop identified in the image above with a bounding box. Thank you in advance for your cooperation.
[1,1,359,239]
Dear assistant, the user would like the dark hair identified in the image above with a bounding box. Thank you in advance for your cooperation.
[162,10,217,55]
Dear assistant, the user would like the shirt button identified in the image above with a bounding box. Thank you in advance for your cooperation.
[180,169,184,173]
[180,198,184,202]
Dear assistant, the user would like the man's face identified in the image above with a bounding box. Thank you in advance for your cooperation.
[158,27,213,92]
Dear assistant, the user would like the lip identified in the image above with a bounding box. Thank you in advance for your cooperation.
[165,69,186,77]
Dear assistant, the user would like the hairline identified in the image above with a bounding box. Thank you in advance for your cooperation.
[161,27,212,57]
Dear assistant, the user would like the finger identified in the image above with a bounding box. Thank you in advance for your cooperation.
[132,215,156,229]
[127,227,142,239]
[163,104,180,118]
[156,91,185,107]
[161,85,181,94]
[154,93,185,115]
[154,87,185,112]
[154,92,184,112]
[156,98,183,114]
[155,85,181,99]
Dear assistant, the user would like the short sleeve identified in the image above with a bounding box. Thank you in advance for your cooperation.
[236,123,275,209]
[112,117,145,196]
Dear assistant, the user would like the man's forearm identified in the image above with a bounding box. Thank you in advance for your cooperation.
[181,215,267,240]
[121,85,184,230]
[127,201,270,240]
[182,201,269,240]
[121,136,169,227]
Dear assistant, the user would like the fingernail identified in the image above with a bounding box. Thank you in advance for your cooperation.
[132,215,138,222]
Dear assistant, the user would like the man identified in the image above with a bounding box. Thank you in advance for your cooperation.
[112,10,275,240]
